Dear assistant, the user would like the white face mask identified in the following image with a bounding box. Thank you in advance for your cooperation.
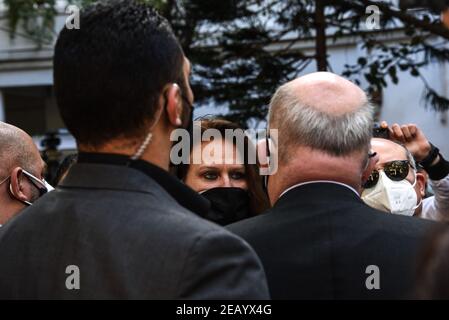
[361,170,421,216]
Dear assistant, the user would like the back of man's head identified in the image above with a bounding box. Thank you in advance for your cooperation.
[269,72,374,164]
[53,0,185,148]
[0,122,39,179]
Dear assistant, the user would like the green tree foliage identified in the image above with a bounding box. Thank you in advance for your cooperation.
[4,0,57,44]
[3,0,166,45]
[165,0,449,126]
[4,0,449,126]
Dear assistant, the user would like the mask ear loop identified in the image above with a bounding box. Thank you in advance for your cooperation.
[409,168,423,210]
[0,176,9,187]
[411,168,417,187]
[412,198,423,211]
[9,184,32,206]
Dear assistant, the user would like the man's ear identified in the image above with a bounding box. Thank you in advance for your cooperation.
[9,167,29,202]
[164,83,183,127]
[416,172,426,198]
[361,153,378,186]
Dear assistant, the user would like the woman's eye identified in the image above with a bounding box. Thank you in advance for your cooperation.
[230,172,245,180]
[203,172,218,180]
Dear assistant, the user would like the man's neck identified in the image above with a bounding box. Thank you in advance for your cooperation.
[78,137,170,171]
[269,174,362,205]
[268,149,364,204]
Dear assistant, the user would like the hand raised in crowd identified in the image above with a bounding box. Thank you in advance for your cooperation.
[381,121,433,163]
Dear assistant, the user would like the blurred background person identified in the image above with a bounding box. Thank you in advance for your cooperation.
[415,224,449,299]
[228,72,436,299]
[176,119,270,225]
[0,122,51,226]
[363,122,449,220]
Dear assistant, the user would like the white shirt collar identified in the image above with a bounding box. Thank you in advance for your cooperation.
[279,180,360,200]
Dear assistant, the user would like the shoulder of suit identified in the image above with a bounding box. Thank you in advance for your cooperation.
[360,203,437,238]
[228,200,437,237]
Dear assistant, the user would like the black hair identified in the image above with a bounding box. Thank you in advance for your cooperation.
[53,0,185,147]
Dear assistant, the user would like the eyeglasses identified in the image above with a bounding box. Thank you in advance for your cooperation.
[368,151,377,159]
[363,160,412,189]
[0,171,48,194]
[21,170,54,196]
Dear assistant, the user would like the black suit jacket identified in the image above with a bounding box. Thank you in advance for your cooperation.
[227,182,435,299]
[0,161,269,299]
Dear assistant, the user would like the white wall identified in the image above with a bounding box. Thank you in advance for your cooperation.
[0,89,5,122]
[0,13,67,87]
[320,42,449,157]
[379,62,449,156]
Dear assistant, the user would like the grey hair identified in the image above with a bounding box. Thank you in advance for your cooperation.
[268,84,374,162]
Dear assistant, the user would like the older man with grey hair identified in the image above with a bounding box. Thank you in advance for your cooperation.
[0,122,50,227]
[228,72,435,299]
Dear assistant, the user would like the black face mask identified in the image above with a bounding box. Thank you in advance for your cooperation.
[200,187,252,226]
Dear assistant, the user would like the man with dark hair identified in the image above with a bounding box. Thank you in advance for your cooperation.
[0,0,268,299]
[0,122,50,226]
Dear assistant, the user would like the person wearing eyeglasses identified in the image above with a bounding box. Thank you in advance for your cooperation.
[0,122,53,227]
[364,122,449,220]
[362,138,426,217]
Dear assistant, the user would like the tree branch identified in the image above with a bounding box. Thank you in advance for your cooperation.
[315,0,328,71]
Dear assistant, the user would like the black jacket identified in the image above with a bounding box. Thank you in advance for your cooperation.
[0,155,269,299]
[227,182,435,299]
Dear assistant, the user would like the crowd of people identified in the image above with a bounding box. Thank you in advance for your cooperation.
[0,0,449,299]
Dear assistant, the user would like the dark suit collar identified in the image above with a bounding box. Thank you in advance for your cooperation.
[61,152,210,217]
[275,181,364,209]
